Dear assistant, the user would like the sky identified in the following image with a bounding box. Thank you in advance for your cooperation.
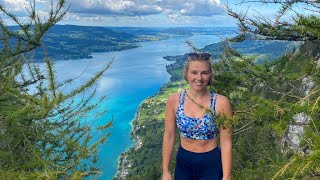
[0,0,314,27]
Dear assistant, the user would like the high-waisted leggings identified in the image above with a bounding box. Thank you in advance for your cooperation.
[175,145,223,180]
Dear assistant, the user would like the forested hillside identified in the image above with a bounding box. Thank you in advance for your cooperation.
[4,25,237,61]
[38,25,140,60]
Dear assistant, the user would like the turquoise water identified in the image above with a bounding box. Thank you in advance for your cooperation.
[37,32,236,179]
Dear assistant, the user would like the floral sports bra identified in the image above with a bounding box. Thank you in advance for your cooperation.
[176,90,219,140]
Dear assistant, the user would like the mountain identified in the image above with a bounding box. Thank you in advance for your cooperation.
[202,33,302,63]
[35,25,141,60]
[7,25,236,61]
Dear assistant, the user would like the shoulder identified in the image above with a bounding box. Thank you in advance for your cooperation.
[165,92,180,113]
[215,93,233,117]
[167,92,180,105]
[215,94,230,106]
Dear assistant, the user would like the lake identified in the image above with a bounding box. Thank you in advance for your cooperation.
[33,30,236,179]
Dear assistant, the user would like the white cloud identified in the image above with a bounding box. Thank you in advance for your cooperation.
[0,0,29,12]
[64,12,103,22]
[179,0,224,16]
[67,0,225,17]
[68,0,161,16]
[0,0,232,27]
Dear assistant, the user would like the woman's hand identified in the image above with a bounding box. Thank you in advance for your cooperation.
[162,172,172,180]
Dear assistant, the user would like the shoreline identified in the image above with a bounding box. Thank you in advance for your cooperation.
[114,81,171,179]
[114,102,143,179]
[113,56,178,179]
[36,34,194,62]
[113,50,187,179]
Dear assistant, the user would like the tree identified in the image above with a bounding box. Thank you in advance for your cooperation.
[226,0,320,41]
[220,0,320,179]
[0,0,112,178]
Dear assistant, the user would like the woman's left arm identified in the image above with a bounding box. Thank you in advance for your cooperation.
[218,96,233,180]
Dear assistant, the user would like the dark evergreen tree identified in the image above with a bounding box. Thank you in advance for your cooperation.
[0,0,112,178]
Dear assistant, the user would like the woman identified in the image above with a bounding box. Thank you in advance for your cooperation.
[162,52,233,180]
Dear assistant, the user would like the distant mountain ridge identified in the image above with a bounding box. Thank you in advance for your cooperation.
[3,25,237,61]
[162,35,301,81]
[36,25,141,60]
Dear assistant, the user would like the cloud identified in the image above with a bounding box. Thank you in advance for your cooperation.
[64,13,103,22]
[179,0,225,16]
[0,0,29,12]
[0,0,231,26]
[67,0,225,17]
[68,0,162,16]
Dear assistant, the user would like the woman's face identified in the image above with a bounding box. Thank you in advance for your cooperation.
[185,60,211,91]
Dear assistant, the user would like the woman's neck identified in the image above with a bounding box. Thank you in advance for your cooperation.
[187,88,209,98]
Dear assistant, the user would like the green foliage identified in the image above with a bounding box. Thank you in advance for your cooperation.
[225,12,320,180]
[211,33,320,177]
[226,0,320,41]
[293,15,320,40]
[0,1,111,178]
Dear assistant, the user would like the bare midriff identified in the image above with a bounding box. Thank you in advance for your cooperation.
[180,136,218,153]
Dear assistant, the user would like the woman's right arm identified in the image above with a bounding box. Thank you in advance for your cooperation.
[162,94,177,180]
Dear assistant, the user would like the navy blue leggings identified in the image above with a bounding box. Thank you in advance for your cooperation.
[175,145,223,180]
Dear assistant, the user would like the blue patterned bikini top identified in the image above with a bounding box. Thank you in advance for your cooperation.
[176,90,219,140]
